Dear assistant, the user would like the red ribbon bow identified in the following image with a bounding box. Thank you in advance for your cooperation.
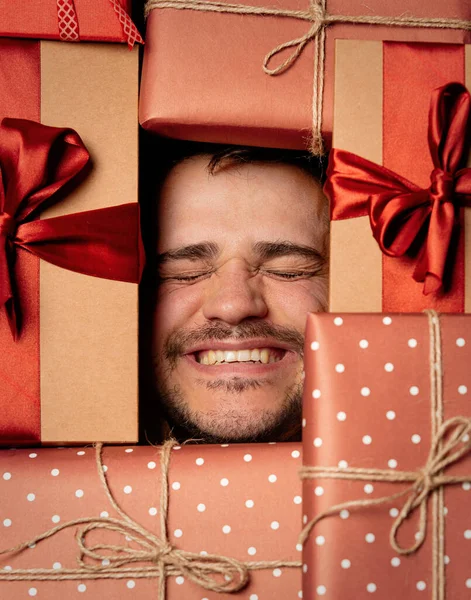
[0,118,144,339]
[325,82,471,296]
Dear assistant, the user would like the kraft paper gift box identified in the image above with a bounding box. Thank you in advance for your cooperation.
[327,40,471,313]
[301,312,471,599]
[0,442,302,599]
[139,0,470,153]
[0,6,143,445]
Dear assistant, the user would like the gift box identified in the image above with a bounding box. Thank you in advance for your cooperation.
[301,311,471,599]
[0,0,142,46]
[139,0,470,153]
[0,441,302,598]
[0,37,142,445]
[327,41,471,313]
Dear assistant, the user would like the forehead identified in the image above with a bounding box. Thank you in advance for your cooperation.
[157,155,327,252]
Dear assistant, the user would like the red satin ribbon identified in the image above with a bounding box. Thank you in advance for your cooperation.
[0,117,144,340]
[325,82,471,297]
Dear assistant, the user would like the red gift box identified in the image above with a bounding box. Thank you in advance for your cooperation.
[0,0,142,46]
[0,442,302,599]
[326,40,471,313]
[301,311,471,599]
[0,30,141,444]
[139,0,470,153]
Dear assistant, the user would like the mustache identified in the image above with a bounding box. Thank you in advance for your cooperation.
[164,321,304,366]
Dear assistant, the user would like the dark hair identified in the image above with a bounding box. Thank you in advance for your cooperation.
[163,139,328,184]
[140,136,329,262]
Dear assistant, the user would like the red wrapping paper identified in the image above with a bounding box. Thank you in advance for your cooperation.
[139,0,471,150]
[0,0,142,45]
[302,312,471,599]
[0,442,302,598]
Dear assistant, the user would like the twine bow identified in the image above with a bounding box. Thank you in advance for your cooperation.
[299,311,471,600]
[145,0,471,155]
[299,416,471,555]
[0,441,300,598]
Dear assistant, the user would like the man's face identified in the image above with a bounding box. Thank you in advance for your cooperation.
[152,155,328,442]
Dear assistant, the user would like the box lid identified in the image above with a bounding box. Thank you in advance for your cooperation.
[0,0,142,46]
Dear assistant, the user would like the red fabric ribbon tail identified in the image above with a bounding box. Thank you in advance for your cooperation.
[413,259,443,295]
[5,298,19,341]
[0,241,19,339]
[16,204,144,284]
[108,0,144,48]
[411,235,441,295]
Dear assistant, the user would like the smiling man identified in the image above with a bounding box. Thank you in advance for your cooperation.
[151,145,329,443]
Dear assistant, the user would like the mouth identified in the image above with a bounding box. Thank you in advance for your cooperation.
[195,347,285,366]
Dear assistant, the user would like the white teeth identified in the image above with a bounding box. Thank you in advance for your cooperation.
[196,348,282,365]
[225,351,237,363]
[238,350,251,362]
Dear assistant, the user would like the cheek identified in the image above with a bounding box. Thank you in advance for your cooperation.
[153,284,205,345]
[264,279,327,329]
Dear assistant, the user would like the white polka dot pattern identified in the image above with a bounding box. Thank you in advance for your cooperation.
[302,313,471,600]
[0,442,302,598]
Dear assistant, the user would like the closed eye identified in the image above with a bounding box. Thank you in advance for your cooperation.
[262,269,324,280]
[159,271,213,283]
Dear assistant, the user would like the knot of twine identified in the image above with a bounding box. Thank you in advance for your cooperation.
[0,440,300,598]
[299,310,471,600]
[145,0,471,155]
[298,416,471,553]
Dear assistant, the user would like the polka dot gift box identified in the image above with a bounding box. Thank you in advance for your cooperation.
[301,312,471,599]
[0,442,302,599]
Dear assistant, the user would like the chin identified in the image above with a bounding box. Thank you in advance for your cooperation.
[158,380,303,443]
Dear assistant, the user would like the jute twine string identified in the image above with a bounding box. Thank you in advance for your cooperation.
[299,310,471,600]
[144,0,471,156]
[0,440,301,598]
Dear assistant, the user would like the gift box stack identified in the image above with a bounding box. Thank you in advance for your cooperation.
[0,6,303,599]
[298,14,471,600]
[2,0,471,599]
[140,0,471,597]
[141,2,470,596]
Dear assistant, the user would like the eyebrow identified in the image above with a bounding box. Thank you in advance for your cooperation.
[158,240,325,264]
[253,241,325,262]
[158,242,219,264]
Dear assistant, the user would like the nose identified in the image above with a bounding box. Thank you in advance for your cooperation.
[202,259,268,325]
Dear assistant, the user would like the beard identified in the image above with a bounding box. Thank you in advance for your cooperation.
[153,320,304,443]
[158,379,303,443]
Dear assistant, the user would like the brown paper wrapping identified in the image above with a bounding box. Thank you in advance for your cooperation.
[39,42,139,444]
